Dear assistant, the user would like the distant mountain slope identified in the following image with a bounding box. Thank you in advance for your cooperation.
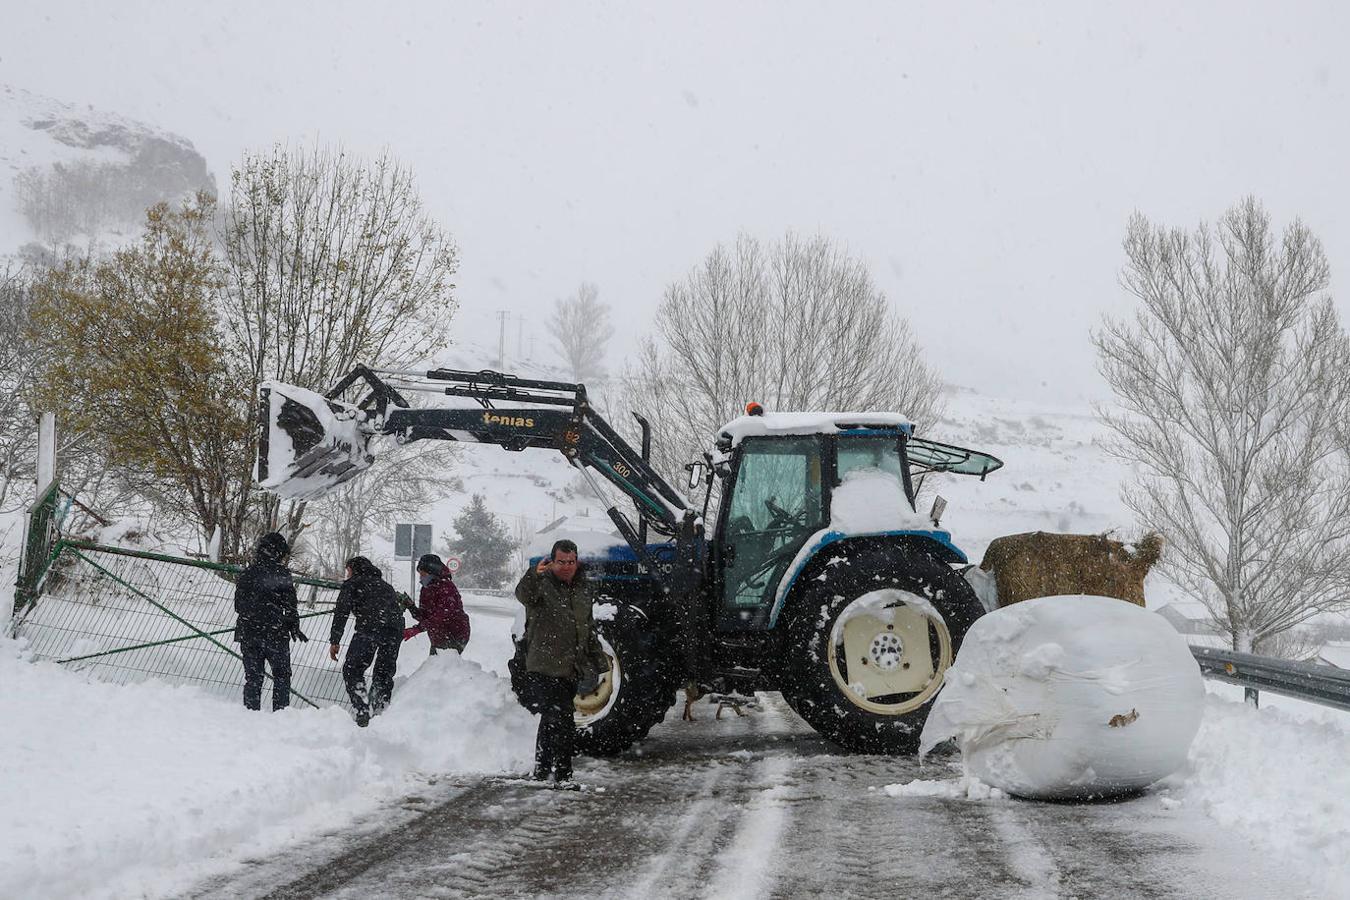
[0,84,215,253]
[931,386,1135,559]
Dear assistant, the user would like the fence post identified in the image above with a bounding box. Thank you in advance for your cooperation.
[1244,687,1260,707]
[14,481,61,621]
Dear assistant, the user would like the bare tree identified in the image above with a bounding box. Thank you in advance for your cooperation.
[1095,197,1350,653]
[304,443,462,579]
[218,144,460,544]
[0,264,41,510]
[549,282,613,384]
[620,232,944,490]
[511,514,537,573]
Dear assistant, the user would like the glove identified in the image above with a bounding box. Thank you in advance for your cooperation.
[397,591,416,611]
[402,626,420,641]
[290,627,309,643]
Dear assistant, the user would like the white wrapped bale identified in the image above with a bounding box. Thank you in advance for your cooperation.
[919,594,1204,800]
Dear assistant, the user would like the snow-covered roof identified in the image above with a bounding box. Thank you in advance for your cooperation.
[1317,642,1350,669]
[526,514,628,560]
[717,412,913,448]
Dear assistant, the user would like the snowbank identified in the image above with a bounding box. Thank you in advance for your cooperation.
[1183,692,1350,895]
[0,638,535,900]
[920,595,1204,799]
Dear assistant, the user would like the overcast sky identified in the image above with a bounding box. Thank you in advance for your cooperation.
[4,1,1349,404]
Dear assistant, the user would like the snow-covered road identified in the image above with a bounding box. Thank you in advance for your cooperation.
[185,694,1307,900]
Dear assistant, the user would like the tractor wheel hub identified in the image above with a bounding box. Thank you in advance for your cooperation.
[869,632,904,671]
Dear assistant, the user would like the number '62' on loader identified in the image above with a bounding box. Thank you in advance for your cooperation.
[257,366,1002,755]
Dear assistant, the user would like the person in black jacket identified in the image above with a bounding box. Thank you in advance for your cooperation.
[329,556,405,726]
[233,531,307,711]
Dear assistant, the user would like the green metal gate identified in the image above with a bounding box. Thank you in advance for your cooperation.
[11,536,354,709]
[13,480,63,618]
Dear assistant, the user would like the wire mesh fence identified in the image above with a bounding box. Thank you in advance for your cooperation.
[11,540,355,710]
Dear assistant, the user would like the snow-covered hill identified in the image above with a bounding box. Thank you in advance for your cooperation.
[0,84,215,254]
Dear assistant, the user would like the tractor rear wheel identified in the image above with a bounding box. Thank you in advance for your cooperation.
[780,544,984,754]
[510,600,680,757]
[574,602,681,756]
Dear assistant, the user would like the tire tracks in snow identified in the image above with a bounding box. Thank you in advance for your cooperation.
[188,691,1305,899]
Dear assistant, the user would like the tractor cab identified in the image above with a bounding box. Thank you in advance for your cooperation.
[695,411,1001,635]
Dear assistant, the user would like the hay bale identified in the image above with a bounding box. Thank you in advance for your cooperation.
[979,531,1162,608]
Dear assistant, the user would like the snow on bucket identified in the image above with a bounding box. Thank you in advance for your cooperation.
[919,594,1203,800]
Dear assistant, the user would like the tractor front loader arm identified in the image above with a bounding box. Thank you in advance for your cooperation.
[257,366,696,576]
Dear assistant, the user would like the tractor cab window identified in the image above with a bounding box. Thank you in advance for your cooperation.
[718,436,825,630]
[836,434,913,506]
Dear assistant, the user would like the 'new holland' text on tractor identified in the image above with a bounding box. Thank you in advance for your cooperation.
[257,366,1002,754]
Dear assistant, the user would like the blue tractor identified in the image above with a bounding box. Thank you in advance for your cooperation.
[258,367,1002,754]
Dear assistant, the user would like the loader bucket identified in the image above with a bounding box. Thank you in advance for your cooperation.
[256,381,375,500]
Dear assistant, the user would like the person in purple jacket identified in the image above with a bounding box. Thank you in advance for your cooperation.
[402,554,471,654]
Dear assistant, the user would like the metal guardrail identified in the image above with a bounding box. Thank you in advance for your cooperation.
[1191,645,1350,712]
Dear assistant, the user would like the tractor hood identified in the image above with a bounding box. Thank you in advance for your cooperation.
[256,381,376,500]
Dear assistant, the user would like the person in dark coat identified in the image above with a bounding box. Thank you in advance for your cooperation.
[514,539,607,785]
[402,553,471,654]
[233,531,307,711]
[329,556,404,726]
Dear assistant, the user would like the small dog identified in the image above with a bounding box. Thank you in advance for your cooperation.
[683,682,757,720]
[1108,708,1140,728]
[713,695,748,719]
[682,681,703,720]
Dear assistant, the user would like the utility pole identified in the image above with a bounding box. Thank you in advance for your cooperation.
[517,315,524,360]
[496,310,509,369]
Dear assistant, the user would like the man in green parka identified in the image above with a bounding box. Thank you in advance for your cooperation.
[514,538,606,785]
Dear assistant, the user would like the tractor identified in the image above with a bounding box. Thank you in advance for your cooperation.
[257,366,1002,754]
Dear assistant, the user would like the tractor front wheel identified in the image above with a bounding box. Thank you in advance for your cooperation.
[780,545,984,754]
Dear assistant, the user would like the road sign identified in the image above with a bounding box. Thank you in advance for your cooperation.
[395,524,432,560]
[445,556,461,573]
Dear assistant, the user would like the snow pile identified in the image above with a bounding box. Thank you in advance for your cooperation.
[882,775,1007,801]
[0,640,535,900]
[829,466,933,533]
[1183,694,1350,894]
[920,595,1204,800]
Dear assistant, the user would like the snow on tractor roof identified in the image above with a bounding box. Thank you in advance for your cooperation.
[717,411,914,448]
